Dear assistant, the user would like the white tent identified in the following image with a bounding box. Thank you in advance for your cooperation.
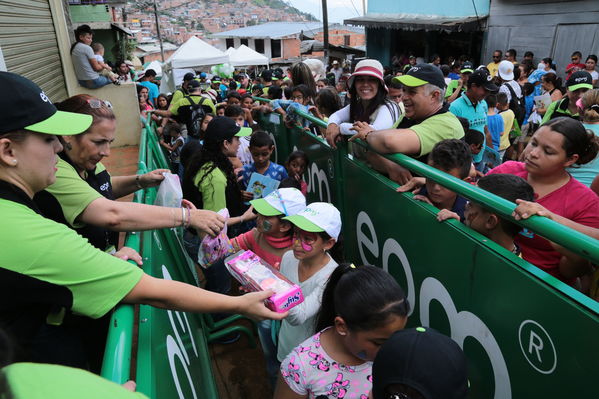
[161,36,229,93]
[226,45,269,67]
[166,36,228,69]
[144,60,162,77]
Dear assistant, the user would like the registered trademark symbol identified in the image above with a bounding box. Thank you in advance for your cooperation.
[518,320,557,374]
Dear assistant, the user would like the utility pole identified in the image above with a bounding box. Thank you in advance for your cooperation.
[152,0,165,62]
[321,0,329,64]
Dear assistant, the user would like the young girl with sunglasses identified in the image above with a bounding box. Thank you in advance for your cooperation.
[276,203,342,364]
[275,264,409,399]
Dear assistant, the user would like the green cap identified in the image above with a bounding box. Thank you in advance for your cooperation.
[250,197,282,216]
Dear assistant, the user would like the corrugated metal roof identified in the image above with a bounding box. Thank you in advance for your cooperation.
[344,13,486,32]
[212,22,323,39]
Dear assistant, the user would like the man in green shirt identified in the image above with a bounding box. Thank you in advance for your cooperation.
[153,80,216,119]
[350,64,464,161]
[170,72,196,104]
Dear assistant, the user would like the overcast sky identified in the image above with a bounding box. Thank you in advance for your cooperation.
[286,0,365,24]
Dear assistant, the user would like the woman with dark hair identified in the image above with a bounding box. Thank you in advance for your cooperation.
[518,62,534,85]
[70,25,112,89]
[275,264,409,399]
[290,62,317,99]
[136,85,153,119]
[488,117,599,284]
[584,55,598,87]
[538,73,563,116]
[325,59,401,147]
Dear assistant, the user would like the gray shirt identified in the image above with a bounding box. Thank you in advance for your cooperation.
[71,42,99,81]
[276,250,338,361]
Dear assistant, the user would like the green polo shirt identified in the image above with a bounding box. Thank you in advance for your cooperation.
[0,195,142,320]
[193,163,228,212]
[410,112,465,157]
[541,97,579,124]
[44,158,104,228]
[169,94,216,116]
[1,363,149,399]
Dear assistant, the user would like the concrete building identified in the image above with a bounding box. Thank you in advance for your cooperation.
[482,0,599,78]
[345,0,489,66]
[212,22,365,63]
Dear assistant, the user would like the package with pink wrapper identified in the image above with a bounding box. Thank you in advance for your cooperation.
[225,250,304,313]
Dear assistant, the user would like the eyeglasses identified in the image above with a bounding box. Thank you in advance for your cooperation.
[292,229,317,246]
[291,95,304,101]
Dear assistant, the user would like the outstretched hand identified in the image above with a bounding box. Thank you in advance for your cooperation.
[512,199,554,221]
[237,290,288,321]
[189,209,226,236]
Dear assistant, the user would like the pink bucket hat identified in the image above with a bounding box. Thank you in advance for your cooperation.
[347,59,387,92]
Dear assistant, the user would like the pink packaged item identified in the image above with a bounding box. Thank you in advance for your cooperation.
[225,250,304,313]
[197,208,234,268]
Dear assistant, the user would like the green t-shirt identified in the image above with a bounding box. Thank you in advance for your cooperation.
[1,363,149,399]
[445,80,465,98]
[170,87,187,105]
[44,158,104,228]
[169,95,216,116]
[410,112,465,157]
[541,98,579,124]
[193,163,228,212]
[0,197,143,319]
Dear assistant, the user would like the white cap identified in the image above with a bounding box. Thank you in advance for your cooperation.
[497,60,515,81]
[250,188,306,217]
[283,202,341,240]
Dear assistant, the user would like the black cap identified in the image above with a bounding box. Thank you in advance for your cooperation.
[261,69,273,82]
[204,116,252,145]
[460,62,474,73]
[183,72,195,81]
[469,69,498,91]
[188,80,201,89]
[0,72,92,135]
[566,71,593,91]
[393,64,447,90]
[372,327,468,399]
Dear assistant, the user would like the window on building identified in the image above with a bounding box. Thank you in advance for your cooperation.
[344,35,350,46]
[254,39,265,54]
[226,38,234,49]
[241,38,248,46]
[271,39,281,58]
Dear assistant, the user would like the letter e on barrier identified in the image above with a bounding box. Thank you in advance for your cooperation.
[420,277,511,399]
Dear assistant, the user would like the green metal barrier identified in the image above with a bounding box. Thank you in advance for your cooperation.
[257,108,599,398]
[101,118,219,398]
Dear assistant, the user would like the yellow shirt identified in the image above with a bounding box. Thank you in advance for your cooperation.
[487,62,500,77]
[499,109,515,151]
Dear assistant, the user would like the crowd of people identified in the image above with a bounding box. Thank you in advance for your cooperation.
[1,23,598,398]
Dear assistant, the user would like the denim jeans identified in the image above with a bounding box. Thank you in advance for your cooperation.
[78,76,112,89]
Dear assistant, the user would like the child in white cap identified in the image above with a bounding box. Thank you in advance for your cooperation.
[229,187,306,388]
[276,202,342,364]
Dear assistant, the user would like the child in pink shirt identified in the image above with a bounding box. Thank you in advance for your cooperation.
[276,264,409,399]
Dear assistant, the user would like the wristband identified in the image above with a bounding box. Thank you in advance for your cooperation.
[180,207,186,227]
[364,130,374,141]
[185,207,191,228]
[135,175,144,189]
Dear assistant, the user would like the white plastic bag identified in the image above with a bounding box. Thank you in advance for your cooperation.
[197,208,234,268]
[154,172,182,208]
